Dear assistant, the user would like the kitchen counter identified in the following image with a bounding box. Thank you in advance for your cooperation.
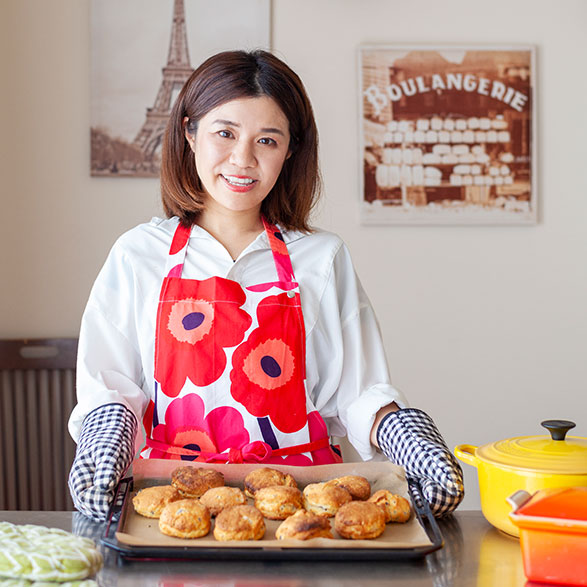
[0,510,535,586]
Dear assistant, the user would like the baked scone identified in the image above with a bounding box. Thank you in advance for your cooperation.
[158,499,211,538]
[171,465,224,498]
[334,501,386,540]
[213,505,266,541]
[302,482,352,517]
[132,485,182,518]
[243,467,297,498]
[199,486,247,517]
[254,486,304,520]
[325,475,371,501]
[275,509,334,540]
[368,490,411,523]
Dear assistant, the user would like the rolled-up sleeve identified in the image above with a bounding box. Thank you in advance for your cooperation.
[68,240,150,446]
[306,242,408,461]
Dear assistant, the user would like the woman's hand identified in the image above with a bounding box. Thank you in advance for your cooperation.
[375,407,464,517]
[68,403,137,521]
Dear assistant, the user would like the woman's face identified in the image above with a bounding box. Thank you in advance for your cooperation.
[186,96,291,217]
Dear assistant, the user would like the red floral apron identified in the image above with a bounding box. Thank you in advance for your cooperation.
[141,218,342,465]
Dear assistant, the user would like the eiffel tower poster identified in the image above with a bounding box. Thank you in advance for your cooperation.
[90,0,270,177]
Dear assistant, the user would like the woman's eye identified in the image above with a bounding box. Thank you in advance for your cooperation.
[218,130,233,138]
[259,137,276,146]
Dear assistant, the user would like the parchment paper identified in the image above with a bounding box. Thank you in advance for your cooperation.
[115,459,433,550]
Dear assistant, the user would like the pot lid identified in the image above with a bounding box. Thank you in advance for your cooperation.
[476,420,587,474]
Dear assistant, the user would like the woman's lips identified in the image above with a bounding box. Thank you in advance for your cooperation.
[221,174,258,192]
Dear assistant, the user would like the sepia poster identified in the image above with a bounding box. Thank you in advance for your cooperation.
[91,0,270,178]
[359,46,536,225]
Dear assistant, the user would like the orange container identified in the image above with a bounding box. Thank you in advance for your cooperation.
[508,487,587,586]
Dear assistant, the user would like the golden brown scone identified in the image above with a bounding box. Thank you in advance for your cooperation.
[325,475,371,501]
[302,482,352,517]
[334,501,386,540]
[254,486,304,520]
[243,467,297,498]
[199,486,247,517]
[158,499,211,538]
[171,465,224,498]
[368,490,411,523]
[213,505,266,541]
[132,485,182,518]
[275,509,334,540]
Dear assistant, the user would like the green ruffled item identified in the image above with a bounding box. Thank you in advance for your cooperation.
[0,581,96,586]
[0,523,102,583]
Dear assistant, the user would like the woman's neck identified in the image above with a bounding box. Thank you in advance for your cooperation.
[196,207,265,261]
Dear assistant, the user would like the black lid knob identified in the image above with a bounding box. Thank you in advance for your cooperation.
[541,420,576,441]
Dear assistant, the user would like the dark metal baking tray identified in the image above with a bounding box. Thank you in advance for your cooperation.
[101,476,443,561]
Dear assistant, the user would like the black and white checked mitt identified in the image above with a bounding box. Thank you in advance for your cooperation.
[376,408,464,517]
[68,403,137,521]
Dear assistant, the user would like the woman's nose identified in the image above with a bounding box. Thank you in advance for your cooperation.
[229,141,256,168]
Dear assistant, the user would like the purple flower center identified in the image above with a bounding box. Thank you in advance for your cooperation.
[181,443,201,461]
[260,355,281,377]
[182,312,205,330]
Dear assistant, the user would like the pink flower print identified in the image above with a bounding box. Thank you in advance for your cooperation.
[149,393,250,461]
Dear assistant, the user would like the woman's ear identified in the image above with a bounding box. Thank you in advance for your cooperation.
[183,116,195,151]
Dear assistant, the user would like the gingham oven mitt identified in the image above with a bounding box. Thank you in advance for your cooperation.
[68,403,137,522]
[376,408,464,517]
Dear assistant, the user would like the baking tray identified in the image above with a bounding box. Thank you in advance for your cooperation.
[101,461,443,561]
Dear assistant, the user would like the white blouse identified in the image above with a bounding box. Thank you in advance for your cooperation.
[68,217,407,461]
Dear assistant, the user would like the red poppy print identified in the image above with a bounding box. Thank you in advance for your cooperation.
[304,411,343,464]
[242,339,295,390]
[167,298,214,344]
[230,292,307,433]
[167,264,182,278]
[265,223,294,282]
[148,394,250,460]
[169,223,191,255]
[263,412,341,465]
[142,399,155,440]
[266,227,289,257]
[266,452,313,465]
[155,276,252,397]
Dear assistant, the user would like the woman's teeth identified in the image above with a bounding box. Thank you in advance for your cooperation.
[223,175,255,186]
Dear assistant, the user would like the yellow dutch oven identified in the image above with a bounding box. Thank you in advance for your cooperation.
[454,419,587,537]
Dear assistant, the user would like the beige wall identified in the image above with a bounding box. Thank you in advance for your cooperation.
[2,0,586,509]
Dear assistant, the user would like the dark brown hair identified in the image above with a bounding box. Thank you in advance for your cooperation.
[160,50,321,231]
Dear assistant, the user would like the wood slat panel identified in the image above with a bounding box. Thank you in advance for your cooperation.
[13,372,29,509]
[0,338,78,511]
[63,371,76,510]
[51,370,65,510]
[38,371,53,510]
[0,372,17,509]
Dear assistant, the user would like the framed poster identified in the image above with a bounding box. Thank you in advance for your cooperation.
[359,45,536,225]
[91,0,271,177]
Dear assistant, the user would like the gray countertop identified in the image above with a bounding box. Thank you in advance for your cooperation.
[0,510,531,586]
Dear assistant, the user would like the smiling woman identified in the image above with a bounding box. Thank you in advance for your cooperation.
[184,96,292,220]
[161,50,320,232]
[67,49,463,523]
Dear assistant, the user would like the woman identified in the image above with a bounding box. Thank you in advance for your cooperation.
[68,50,463,521]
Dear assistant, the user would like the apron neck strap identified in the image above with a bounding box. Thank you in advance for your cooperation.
[164,222,191,278]
[165,217,295,283]
[262,216,295,283]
